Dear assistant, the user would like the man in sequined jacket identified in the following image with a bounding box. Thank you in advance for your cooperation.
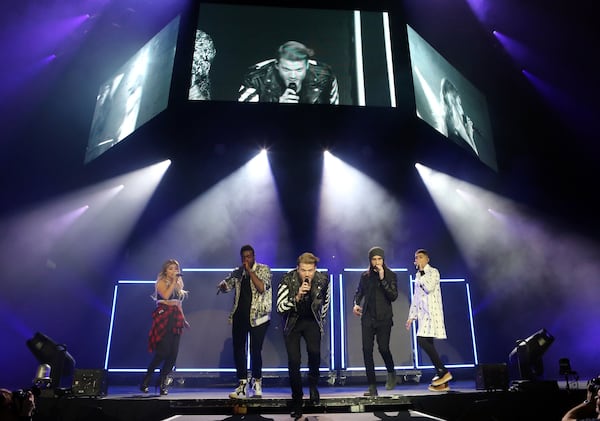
[218,244,272,399]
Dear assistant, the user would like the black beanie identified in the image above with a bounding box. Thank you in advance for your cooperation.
[368,246,385,260]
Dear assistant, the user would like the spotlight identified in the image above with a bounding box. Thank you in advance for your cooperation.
[33,364,52,389]
[26,332,76,394]
[509,328,554,381]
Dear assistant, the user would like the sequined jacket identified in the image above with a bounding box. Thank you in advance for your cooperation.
[221,262,273,327]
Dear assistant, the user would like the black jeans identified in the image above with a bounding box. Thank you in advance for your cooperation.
[145,329,181,378]
[232,315,270,380]
[417,336,446,372]
[361,319,395,385]
[284,317,321,401]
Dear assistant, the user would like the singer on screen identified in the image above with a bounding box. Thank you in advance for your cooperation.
[141,259,189,395]
[238,40,339,104]
[217,245,272,399]
[276,252,330,419]
[440,77,479,155]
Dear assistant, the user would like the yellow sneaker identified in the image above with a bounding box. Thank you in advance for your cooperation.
[428,382,450,392]
[431,371,453,386]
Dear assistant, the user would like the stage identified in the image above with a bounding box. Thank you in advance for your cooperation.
[33,378,586,421]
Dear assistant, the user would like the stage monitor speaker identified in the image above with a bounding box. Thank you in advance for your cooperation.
[475,363,508,391]
[509,379,559,393]
[72,369,108,397]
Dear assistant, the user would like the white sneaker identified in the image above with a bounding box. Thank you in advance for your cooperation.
[229,379,247,399]
[252,378,262,398]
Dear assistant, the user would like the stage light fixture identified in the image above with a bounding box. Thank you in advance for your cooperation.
[26,332,76,392]
[33,363,52,389]
[508,328,554,381]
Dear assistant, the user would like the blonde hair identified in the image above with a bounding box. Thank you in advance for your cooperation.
[153,258,188,300]
[297,252,319,266]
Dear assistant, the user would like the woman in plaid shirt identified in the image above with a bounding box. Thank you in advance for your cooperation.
[141,259,189,395]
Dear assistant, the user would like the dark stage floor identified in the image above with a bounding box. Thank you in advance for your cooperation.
[33,378,588,421]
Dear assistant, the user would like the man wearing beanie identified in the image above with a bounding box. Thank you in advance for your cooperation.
[353,246,399,397]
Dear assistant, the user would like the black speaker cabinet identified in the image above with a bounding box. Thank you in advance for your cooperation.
[475,363,509,391]
[72,369,108,397]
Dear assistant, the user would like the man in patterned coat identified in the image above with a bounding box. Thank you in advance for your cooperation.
[406,248,453,391]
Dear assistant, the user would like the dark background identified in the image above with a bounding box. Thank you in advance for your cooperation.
[1,0,598,390]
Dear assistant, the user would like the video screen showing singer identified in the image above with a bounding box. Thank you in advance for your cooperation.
[237,40,339,104]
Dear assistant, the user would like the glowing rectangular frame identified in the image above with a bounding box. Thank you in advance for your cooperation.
[104,268,335,374]
[340,268,413,372]
[408,277,479,369]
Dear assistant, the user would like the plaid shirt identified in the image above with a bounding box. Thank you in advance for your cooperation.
[147,303,185,352]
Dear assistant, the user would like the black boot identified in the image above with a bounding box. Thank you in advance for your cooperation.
[363,384,378,397]
[385,371,397,390]
[308,375,320,405]
[309,385,320,405]
[290,398,303,419]
[140,372,152,393]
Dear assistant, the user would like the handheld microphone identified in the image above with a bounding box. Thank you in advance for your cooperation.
[288,82,297,93]
[463,113,483,136]
[302,278,309,301]
[176,273,183,278]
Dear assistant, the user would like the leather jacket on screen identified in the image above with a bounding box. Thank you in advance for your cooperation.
[238,59,339,104]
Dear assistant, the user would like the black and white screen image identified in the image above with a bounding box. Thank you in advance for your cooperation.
[407,25,497,171]
[84,16,180,164]
[188,3,397,107]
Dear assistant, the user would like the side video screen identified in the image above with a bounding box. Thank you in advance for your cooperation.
[188,3,397,107]
[84,16,180,164]
[407,25,497,171]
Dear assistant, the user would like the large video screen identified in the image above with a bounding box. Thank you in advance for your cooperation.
[188,3,397,107]
[84,16,180,164]
[407,25,497,171]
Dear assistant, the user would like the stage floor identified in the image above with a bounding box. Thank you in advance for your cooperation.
[34,378,586,421]
[107,379,479,399]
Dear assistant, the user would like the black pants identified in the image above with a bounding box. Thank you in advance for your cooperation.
[232,315,270,380]
[417,336,446,373]
[284,317,321,401]
[145,329,181,379]
[361,319,395,385]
